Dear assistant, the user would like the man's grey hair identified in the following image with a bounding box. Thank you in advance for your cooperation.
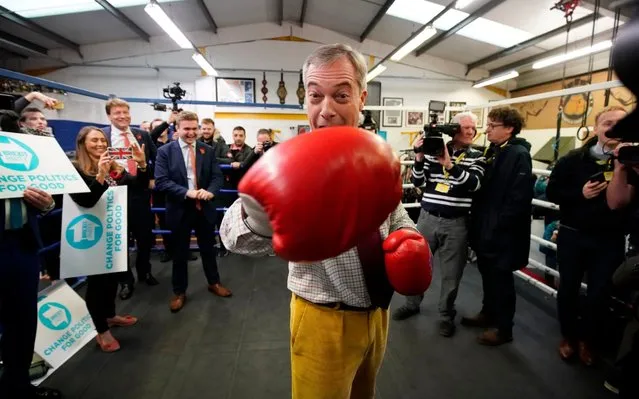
[302,43,368,93]
[451,111,478,125]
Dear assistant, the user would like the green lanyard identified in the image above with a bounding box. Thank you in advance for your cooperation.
[443,152,467,180]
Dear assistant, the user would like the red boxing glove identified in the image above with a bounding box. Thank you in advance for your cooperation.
[383,229,432,296]
[238,126,402,262]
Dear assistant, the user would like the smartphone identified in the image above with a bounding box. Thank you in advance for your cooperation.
[107,147,133,160]
[588,171,606,184]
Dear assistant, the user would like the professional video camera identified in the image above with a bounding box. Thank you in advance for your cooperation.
[151,82,186,113]
[418,101,460,156]
[605,1,639,166]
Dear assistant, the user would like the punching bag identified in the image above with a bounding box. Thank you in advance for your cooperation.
[608,1,639,139]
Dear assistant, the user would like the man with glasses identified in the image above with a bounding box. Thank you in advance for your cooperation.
[465,107,533,346]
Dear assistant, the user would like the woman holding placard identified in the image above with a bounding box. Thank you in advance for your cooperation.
[69,126,148,352]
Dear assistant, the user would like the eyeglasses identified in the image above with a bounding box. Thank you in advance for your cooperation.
[486,123,504,129]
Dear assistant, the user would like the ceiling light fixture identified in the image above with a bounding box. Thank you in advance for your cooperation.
[473,70,519,88]
[455,0,475,9]
[366,64,387,82]
[390,26,438,61]
[532,40,613,69]
[192,53,217,76]
[144,1,193,49]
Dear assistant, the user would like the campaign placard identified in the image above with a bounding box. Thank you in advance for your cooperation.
[60,186,128,279]
[0,131,90,199]
[34,281,97,369]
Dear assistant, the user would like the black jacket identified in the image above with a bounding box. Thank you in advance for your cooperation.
[469,137,534,271]
[546,138,629,235]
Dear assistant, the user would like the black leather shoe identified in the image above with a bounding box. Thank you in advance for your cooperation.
[32,386,63,398]
[217,248,229,257]
[439,320,456,337]
[189,253,198,261]
[119,283,134,300]
[143,273,159,286]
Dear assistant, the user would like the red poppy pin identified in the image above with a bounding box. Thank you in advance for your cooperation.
[199,147,205,155]
[109,170,121,179]
[136,134,142,141]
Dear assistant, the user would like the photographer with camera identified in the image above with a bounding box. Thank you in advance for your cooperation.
[547,106,630,366]
[392,112,485,337]
[243,128,278,170]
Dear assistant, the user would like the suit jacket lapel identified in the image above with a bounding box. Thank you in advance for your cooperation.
[173,141,188,184]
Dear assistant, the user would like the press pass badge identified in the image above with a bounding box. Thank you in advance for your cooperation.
[107,147,133,160]
[435,183,450,193]
[604,171,614,182]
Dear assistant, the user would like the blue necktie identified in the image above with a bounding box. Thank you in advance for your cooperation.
[9,198,25,229]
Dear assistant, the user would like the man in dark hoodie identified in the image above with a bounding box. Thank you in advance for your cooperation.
[547,105,628,366]
[465,106,533,346]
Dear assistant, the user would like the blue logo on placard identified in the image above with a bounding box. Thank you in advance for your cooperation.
[0,135,39,171]
[38,302,72,331]
[66,215,103,250]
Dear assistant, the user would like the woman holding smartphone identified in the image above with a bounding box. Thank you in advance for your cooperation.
[69,126,148,352]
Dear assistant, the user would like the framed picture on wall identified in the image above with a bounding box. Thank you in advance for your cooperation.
[215,77,256,103]
[405,111,425,128]
[470,108,485,128]
[447,101,466,123]
[382,97,403,127]
[297,125,311,134]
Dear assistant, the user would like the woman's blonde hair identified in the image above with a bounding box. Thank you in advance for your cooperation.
[74,126,123,176]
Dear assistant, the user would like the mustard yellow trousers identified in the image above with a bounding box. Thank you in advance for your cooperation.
[290,294,390,399]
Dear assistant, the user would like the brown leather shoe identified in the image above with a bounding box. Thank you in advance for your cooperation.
[578,341,594,366]
[208,283,232,297]
[477,328,513,346]
[558,339,575,361]
[461,312,491,328]
[169,294,186,313]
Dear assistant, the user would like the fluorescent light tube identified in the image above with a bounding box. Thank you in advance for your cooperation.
[144,1,193,49]
[192,53,218,76]
[473,70,519,88]
[456,0,475,9]
[390,27,437,61]
[366,65,387,82]
[532,40,613,69]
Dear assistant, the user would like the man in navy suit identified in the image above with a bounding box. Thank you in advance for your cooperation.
[103,98,158,299]
[154,111,231,312]
[0,110,62,398]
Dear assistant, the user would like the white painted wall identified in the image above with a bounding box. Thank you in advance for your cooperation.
[377,78,504,151]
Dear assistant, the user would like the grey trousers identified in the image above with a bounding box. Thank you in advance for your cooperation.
[405,210,469,321]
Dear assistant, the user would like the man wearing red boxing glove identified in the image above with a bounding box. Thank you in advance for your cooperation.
[220,44,432,399]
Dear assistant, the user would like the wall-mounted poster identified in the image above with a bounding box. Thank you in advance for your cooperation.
[406,111,425,128]
[382,97,403,127]
[215,78,256,103]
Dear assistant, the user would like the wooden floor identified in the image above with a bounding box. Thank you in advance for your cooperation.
[43,251,614,399]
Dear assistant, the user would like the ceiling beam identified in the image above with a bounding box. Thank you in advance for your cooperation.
[0,31,48,56]
[0,5,82,58]
[196,0,218,34]
[94,0,150,42]
[299,0,308,27]
[414,0,503,57]
[466,13,600,74]
[489,28,615,76]
[278,0,284,26]
[359,0,396,43]
[0,48,28,60]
